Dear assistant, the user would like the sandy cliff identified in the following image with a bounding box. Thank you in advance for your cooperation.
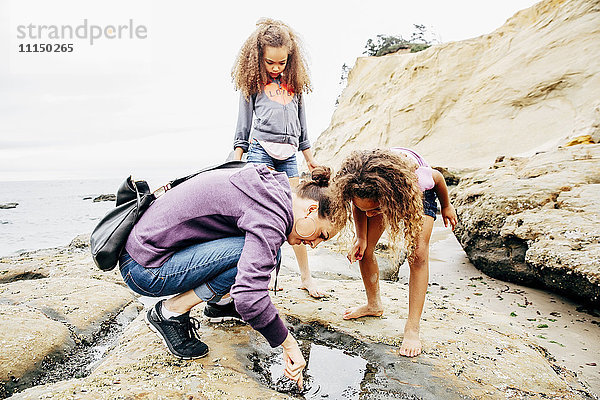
[314,0,600,170]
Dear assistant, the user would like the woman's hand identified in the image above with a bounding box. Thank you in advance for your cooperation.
[281,332,306,390]
[347,237,367,263]
[441,205,458,230]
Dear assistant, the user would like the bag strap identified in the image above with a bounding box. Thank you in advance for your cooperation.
[152,160,247,198]
[133,177,143,220]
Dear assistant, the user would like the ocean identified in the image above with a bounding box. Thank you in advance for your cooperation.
[0,178,123,258]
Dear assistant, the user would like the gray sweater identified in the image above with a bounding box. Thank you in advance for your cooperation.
[233,80,311,153]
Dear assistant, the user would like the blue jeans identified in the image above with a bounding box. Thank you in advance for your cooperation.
[247,139,299,178]
[119,237,245,303]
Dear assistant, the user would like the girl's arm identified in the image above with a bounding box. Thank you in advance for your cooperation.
[233,94,255,158]
[348,202,368,263]
[301,148,319,171]
[233,147,244,161]
[432,169,458,229]
[296,94,319,169]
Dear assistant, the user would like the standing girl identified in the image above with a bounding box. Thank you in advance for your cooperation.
[334,148,458,357]
[231,18,324,297]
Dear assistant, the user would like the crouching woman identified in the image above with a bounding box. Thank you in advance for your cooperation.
[118,163,346,389]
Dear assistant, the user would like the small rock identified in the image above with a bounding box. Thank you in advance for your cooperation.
[93,194,116,202]
[0,202,18,209]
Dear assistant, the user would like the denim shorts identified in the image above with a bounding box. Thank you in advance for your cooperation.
[423,189,438,220]
[247,139,299,178]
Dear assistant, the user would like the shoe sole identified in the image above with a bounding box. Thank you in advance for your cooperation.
[144,308,209,360]
[205,315,244,323]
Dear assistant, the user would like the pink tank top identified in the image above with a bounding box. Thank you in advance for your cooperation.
[390,147,435,192]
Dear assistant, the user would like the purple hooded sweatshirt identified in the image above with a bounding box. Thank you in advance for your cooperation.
[124,163,293,347]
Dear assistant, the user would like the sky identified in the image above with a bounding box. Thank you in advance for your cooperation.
[0,0,540,184]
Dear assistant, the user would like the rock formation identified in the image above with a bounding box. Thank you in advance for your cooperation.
[92,194,116,202]
[0,236,139,397]
[1,237,596,399]
[313,0,600,171]
[452,144,600,305]
[312,0,600,305]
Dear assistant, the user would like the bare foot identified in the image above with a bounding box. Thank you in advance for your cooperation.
[300,277,326,298]
[267,283,283,292]
[399,328,421,357]
[268,276,283,292]
[342,304,383,320]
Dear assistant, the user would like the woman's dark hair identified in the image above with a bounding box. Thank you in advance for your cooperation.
[296,166,347,232]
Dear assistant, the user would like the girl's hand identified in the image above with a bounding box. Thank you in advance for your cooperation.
[306,158,319,172]
[441,205,458,230]
[233,147,244,161]
[301,148,319,172]
[281,333,306,390]
[347,237,367,263]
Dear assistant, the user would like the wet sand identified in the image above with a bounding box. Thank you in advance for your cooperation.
[280,218,600,396]
[424,220,600,395]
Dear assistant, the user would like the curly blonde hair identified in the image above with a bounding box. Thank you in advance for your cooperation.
[333,149,424,258]
[232,18,311,99]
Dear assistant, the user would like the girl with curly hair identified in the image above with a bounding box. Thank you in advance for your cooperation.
[334,148,458,357]
[232,18,324,298]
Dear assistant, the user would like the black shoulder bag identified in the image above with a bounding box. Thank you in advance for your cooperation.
[90,160,247,271]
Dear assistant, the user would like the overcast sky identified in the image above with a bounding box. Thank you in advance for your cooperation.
[0,0,540,183]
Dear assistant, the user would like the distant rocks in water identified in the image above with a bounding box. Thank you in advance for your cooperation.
[92,194,116,202]
[0,202,18,209]
[452,144,600,306]
[69,234,90,249]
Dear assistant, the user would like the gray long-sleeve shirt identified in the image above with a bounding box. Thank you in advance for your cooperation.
[125,164,293,347]
[233,80,311,153]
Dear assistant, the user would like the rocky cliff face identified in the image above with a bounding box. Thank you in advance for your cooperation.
[313,0,600,305]
[452,144,600,305]
[314,0,600,170]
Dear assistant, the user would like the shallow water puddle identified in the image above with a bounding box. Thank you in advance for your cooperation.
[244,318,465,400]
[266,342,370,398]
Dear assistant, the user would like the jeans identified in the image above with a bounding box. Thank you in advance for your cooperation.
[119,237,245,303]
[247,139,299,178]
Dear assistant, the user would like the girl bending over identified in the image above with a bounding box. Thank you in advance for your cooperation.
[334,148,457,357]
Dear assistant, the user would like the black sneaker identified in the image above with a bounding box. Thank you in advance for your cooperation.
[203,301,244,323]
[145,300,209,359]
